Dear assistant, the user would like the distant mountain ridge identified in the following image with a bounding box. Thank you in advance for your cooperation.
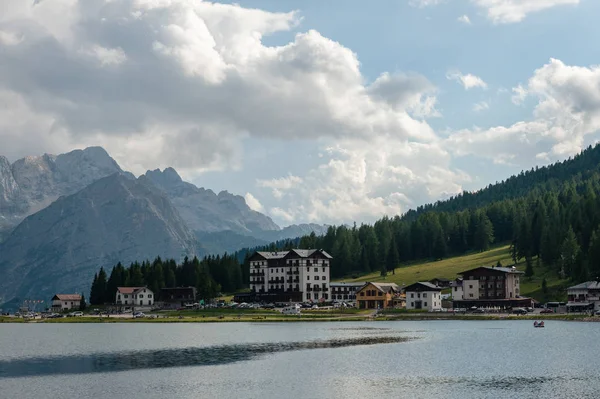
[0,147,132,233]
[0,173,201,302]
[0,147,329,306]
[144,167,280,234]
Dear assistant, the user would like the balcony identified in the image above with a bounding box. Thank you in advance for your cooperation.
[250,271,265,276]
[306,287,312,292]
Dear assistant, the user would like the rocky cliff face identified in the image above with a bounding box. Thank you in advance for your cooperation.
[0,147,131,234]
[144,168,280,234]
[0,174,201,302]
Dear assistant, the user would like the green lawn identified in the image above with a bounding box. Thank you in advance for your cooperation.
[338,245,569,302]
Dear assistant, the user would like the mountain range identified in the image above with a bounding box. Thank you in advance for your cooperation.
[0,147,327,306]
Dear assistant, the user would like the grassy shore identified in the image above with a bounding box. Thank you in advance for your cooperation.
[1,311,593,324]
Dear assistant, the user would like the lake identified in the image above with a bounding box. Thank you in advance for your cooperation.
[0,320,599,398]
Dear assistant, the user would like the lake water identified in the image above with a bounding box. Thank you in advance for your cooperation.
[0,320,599,398]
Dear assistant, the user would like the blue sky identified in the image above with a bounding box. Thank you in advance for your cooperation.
[2,0,600,226]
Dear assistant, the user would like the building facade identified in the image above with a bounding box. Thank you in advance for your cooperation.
[115,287,154,307]
[160,287,197,308]
[405,282,443,311]
[450,279,463,300]
[51,294,82,312]
[566,281,600,312]
[330,282,364,304]
[249,249,332,303]
[452,266,532,309]
[356,282,401,309]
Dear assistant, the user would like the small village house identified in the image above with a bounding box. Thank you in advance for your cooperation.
[160,287,197,309]
[51,294,82,312]
[405,282,443,311]
[115,287,154,307]
[566,281,600,312]
[356,282,401,309]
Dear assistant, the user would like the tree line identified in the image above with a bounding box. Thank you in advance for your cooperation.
[89,254,244,305]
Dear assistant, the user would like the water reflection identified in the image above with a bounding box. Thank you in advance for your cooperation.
[0,335,413,378]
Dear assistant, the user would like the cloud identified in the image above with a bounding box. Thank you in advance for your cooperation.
[457,15,471,24]
[409,0,446,7]
[244,193,264,213]
[511,85,528,105]
[79,45,127,67]
[447,58,600,167]
[259,137,471,224]
[472,0,579,24]
[473,101,489,112]
[0,30,23,46]
[0,0,439,178]
[447,71,488,90]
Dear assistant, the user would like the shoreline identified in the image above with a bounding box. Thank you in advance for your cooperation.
[0,313,593,324]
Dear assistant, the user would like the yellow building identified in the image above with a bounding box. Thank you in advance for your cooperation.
[356,282,401,309]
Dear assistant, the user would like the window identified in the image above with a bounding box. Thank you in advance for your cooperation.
[307,275,310,280]
[424,302,427,306]
[307,293,311,300]
[454,287,457,292]
[315,276,320,280]
[322,267,325,272]
[314,293,319,299]
[139,294,144,298]
[410,302,414,307]
[469,285,473,289]
[314,268,318,272]
[322,276,327,280]
[469,293,474,298]
[423,293,427,298]
[124,294,129,298]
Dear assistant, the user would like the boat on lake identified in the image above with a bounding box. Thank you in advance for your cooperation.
[534,321,545,328]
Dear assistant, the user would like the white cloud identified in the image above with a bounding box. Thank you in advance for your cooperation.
[80,45,127,67]
[244,192,264,213]
[0,0,439,179]
[409,0,446,7]
[447,71,488,90]
[457,15,471,24]
[511,85,528,105]
[473,101,489,112]
[0,30,23,46]
[447,58,600,167]
[258,137,471,224]
[472,0,579,24]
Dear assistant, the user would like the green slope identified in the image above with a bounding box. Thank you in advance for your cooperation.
[340,245,569,302]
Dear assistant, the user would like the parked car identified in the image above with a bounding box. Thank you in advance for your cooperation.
[594,310,600,316]
[512,308,528,315]
[540,308,554,314]
[133,312,145,318]
[472,308,486,314]
[526,307,534,313]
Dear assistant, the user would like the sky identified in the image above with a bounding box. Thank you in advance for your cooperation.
[2,0,600,227]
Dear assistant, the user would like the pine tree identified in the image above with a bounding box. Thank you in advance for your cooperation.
[79,293,87,311]
[386,238,400,275]
[588,229,600,280]
[89,273,99,305]
[559,227,580,279]
[97,267,108,304]
[525,256,534,277]
[474,211,494,251]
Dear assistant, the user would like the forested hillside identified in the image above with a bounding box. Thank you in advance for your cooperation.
[282,144,600,284]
